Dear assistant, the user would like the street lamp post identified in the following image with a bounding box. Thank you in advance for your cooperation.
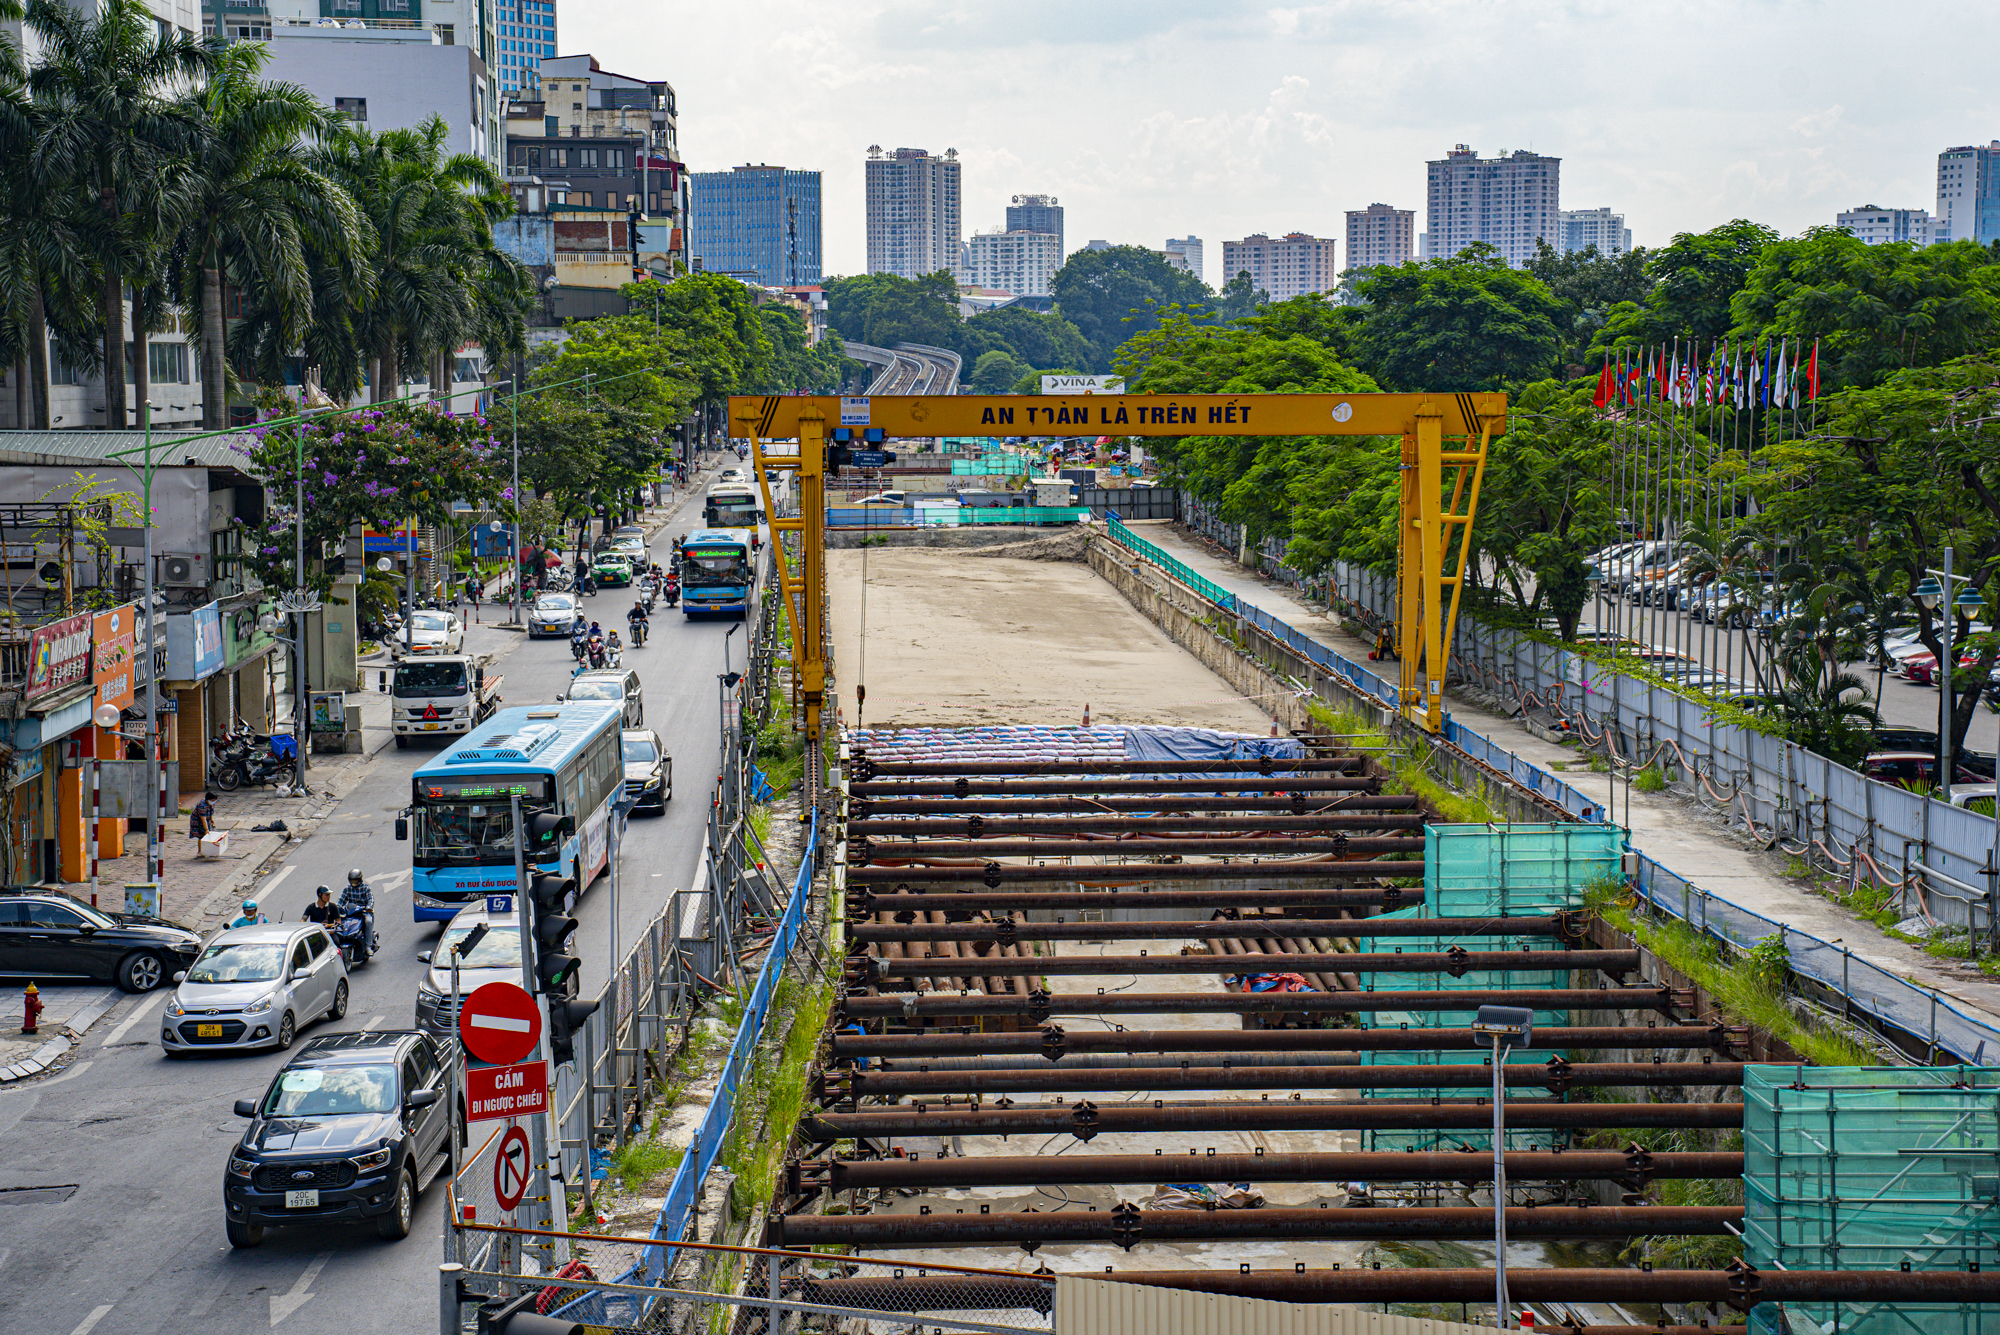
[138,399,165,886]
[1472,1004,1534,1330]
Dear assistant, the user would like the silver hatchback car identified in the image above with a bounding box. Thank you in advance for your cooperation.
[162,923,349,1055]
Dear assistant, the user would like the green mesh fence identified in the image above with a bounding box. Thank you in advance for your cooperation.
[1744,1064,2000,1335]
[1361,825,1624,1150]
[1103,513,1238,609]
[951,454,1032,475]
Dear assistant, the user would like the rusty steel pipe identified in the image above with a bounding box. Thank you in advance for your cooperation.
[849,887,1422,913]
[851,758,1367,776]
[859,948,1634,977]
[831,1024,1735,1059]
[875,1051,1364,1072]
[1054,1266,2000,1307]
[851,777,1378,798]
[836,986,1682,1020]
[850,814,1427,835]
[850,915,1572,943]
[856,837,1425,859]
[852,795,1419,815]
[801,1100,1744,1142]
[769,1205,1742,1248]
[826,1060,1738,1098]
[850,861,1429,884]
[810,1150,1741,1190]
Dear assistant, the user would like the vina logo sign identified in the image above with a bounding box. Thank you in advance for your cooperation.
[1039,374,1125,395]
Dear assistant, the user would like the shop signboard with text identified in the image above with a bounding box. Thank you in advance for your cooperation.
[91,603,138,714]
[165,602,224,681]
[25,611,92,704]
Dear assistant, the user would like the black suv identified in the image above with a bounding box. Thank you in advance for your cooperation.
[224,1030,452,1247]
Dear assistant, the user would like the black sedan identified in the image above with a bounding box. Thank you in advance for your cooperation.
[0,889,203,991]
[622,728,672,814]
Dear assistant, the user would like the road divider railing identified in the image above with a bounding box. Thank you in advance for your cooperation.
[827,506,1088,528]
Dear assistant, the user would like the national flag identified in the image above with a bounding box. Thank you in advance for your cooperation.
[1772,340,1790,408]
[1806,341,1820,399]
[1592,359,1614,408]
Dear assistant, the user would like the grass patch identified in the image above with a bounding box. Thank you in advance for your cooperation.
[1305,700,1500,823]
[606,1138,683,1193]
[717,969,838,1218]
[1634,766,1667,794]
[1591,887,1877,1067]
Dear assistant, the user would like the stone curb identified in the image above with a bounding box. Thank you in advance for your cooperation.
[0,1034,72,1082]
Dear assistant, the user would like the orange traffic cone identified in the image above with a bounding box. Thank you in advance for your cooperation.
[1081,703,1091,728]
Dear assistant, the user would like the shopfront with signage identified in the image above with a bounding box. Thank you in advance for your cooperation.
[166,601,224,796]
[13,611,95,885]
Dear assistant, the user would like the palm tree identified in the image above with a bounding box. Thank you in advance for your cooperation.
[312,116,527,404]
[27,0,215,428]
[167,43,363,429]
[1752,641,1881,767]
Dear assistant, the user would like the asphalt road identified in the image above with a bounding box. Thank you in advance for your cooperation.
[0,475,745,1335]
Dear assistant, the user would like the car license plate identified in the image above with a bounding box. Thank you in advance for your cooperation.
[285,1189,319,1208]
[423,722,438,730]
[197,1023,223,1038]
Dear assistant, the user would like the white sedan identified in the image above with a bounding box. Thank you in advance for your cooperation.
[398,611,465,656]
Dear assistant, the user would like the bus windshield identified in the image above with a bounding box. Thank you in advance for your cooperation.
[706,492,759,527]
[411,774,553,866]
[683,546,750,587]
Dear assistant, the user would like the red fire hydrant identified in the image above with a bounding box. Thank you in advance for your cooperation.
[22,982,43,1035]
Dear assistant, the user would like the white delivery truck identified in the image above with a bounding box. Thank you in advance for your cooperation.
[389,653,503,748]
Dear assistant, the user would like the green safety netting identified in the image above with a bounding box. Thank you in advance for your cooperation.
[1361,825,1624,1151]
[1103,513,1239,609]
[1743,1064,2000,1335]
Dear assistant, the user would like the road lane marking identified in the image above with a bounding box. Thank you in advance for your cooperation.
[99,994,166,1048]
[25,1059,92,1088]
[67,1305,114,1335]
[361,1014,386,1031]
[269,1251,332,1326]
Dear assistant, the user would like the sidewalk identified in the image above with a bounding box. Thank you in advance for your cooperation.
[1124,519,2000,1032]
[65,688,396,933]
[0,983,120,1080]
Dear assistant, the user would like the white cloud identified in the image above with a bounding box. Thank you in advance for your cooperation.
[559,0,2000,276]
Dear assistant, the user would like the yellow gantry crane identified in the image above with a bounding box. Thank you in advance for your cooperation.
[729,390,1503,737]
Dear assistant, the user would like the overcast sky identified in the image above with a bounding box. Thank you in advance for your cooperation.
[567,1,2000,286]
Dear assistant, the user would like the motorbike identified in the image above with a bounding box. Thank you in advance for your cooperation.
[579,574,597,596]
[570,628,589,661]
[627,616,648,647]
[209,730,297,792]
[586,637,608,669]
[331,901,377,967]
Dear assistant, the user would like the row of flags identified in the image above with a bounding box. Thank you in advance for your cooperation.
[1591,339,1821,411]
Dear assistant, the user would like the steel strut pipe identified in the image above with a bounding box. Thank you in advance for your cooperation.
[849,814,1428,835]
[768,1206,1743,1248]
[801,1101,1745,1142]
[850,758,1369,777]
[851,795,1419,815]
[824,1060,1740,1098]
[872,1052,1365,1071]
[835,986,1685,1020]
[806,1150,1743,1190]
[849,916,1574,943]
[848,887,1423,913]
[857,948,1637,978]
[831,1024,1736,1059]
[851,777,1379,798]
[850,862,1429,884]
[1059,1266,2000,1308]
[853,837,1426,859]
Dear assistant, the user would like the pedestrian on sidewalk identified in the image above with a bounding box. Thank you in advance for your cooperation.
[466,574,480,623]
[189,791,216,844]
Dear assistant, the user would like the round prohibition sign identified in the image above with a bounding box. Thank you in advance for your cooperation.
[493,1124,532,1212]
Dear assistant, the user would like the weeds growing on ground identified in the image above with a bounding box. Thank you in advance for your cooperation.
[1634,766,1667,793]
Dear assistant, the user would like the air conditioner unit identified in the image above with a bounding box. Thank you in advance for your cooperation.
[160,552,208,587]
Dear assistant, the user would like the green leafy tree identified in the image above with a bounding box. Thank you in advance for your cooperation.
[27,0,216,427]
[1050,245,1211,370]
[1729,230,2000,391]
[1592,219,1779,355]
[969,349,1029,393]
[1213,269,1268,322]
[1525,240,1651,371]
[822,271,962,351]
[962,304,1093,373]
[1351,245,1563,390]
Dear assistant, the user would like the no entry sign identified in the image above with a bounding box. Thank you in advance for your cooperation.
[459,981,542,1065]
[465,1060,548,1123]
[493,1124,531,1212]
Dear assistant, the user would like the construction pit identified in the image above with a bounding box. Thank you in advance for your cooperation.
[747,529,2000,1335]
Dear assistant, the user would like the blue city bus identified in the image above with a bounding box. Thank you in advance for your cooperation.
[681,528,754,618]
[403,701,626,923]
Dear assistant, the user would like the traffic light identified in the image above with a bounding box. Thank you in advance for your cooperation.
[525,812,572,857]
[547,997,600,1067]
[476,1291,582,1335]
[527,872,579,998]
